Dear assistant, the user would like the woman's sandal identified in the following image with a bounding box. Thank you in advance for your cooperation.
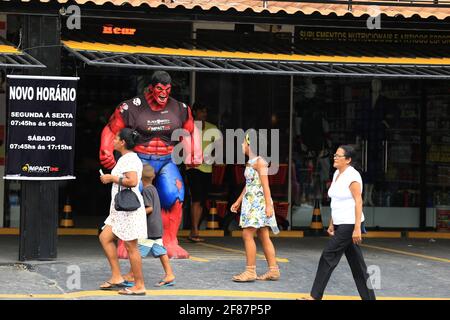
[118,288,146,296]
[122,275,135,284]
[99,281,129,290]
[154,278,176,287]
[256,265,280,281]
[232,266,257,282]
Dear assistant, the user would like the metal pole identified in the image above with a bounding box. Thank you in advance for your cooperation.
[190,23,197,106]
[288,75,294,230]
[419,80,427,230]
[190,71,196,106]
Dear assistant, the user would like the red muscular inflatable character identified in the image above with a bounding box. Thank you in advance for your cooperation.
[100,71,201,258]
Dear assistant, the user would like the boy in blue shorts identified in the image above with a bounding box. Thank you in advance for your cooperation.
[123,164,176,287]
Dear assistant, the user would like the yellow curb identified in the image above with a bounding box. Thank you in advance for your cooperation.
[0,228,19,235]
[178,230,224,237]
[407,232,450,239]
[231,230,304,238]
[57,228,98,236]
[362,231,402,238]
[0,289,448,300]
[0,228,99,236]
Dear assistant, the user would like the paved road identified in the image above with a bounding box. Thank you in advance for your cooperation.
[0,235,449,300]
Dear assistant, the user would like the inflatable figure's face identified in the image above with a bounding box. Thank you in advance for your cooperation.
[152,83,172,107]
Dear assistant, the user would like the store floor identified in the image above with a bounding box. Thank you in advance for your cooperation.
[0,236,449,300]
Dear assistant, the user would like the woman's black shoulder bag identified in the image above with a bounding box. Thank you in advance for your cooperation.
[114,177,141,212]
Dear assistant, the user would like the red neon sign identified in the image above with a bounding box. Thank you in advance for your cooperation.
[102,25,136,36]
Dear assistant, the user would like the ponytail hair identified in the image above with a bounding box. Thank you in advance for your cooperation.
[338,144,362,171]
[119,128,140,150]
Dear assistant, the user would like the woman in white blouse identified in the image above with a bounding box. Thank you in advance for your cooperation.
[305,145,376,300]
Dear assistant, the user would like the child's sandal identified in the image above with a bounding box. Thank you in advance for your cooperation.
[232,266,257,282]
[256,265,280,281]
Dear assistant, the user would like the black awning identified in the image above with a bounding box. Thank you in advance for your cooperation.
[62,39,450,79]
[0,38,45,69]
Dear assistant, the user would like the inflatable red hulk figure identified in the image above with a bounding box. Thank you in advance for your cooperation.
[99,71,201,258]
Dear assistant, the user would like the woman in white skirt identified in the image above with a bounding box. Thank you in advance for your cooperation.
[99,128,147,295]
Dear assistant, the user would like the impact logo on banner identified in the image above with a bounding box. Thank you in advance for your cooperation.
[21,164,60,174]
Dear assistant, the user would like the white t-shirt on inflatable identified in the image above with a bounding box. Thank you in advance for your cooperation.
[328,166,365,225]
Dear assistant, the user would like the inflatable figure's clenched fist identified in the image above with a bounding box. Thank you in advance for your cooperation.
[99,149,115,169]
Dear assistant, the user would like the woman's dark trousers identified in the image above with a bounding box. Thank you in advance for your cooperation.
[310,224,376,300]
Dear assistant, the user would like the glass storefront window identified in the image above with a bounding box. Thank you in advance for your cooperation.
[425,81,450,232]
[290,77,445,230]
